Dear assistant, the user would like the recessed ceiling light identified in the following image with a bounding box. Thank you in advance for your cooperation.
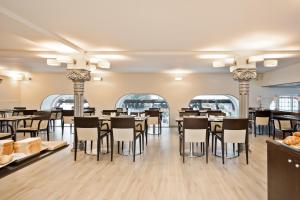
[56,56,75,64]
[198,54,231,59]
[93,76,102,81]
[47,58,61,66]
[98,60,111,69]
[212,61,225,68]
[264,60,278,67]
[174,77,183,81]
[94,54,127,60]
[248,55,264,63]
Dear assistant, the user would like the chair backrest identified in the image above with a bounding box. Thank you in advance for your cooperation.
[207,110,224,117]
[255,110,270,125]
[222,118,248,143]
[102,110,118,116]
[116,108,123,112]
[84,107,95,116]
[14,107,26,110]
[74,117,99,141]
[183,118,208,143]
[180,111,200,117]
[276,119,292,130]
[111,117,135,141]
[23,110,38,115]
[181,107,193,111]
[62,110,74,117]
[255,110,271,117]
[183,117,208,130]
[145,110,160,117]
[111,117,135,129]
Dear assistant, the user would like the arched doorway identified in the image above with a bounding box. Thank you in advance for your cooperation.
[40,94,89,110]
[189,95,239,116]
[116,93,170,127]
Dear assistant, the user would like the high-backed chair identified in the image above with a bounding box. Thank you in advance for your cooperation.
[0,124,13,140]
[84,107,96,116]
[273,119,294,139]
[16,114,50,141]
[181,107,193,111]
[49,109,63,130]
[254,110,271,137]
[180,118,209,163]
[145,110,161,135]
[62,110,74,137]
[179,111,200,117]
[215,118,249,164]
[210,112,226,153]
[74,117,109,161]
[111,117,142,162]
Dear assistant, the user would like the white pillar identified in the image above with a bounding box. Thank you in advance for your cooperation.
[66,69,91,117]
[233,68,257,118]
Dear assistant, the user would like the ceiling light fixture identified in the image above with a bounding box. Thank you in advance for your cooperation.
[174,77,183,81]
[56,56,76,64]
[98,59,111,69]
[47,58,61,66]
[247,55,264,63]
[212,61,226,68]
[264,59,278,67]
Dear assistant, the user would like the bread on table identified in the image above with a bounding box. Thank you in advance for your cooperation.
[0,154,13,165]
[293,132,300,137]
[14,137,42,155]
[0,139,14,155]
[283,136,300,145]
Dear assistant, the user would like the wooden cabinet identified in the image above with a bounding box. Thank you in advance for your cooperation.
[267,140,300,200]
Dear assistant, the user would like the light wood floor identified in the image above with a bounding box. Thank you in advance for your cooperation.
[0,127,268,200]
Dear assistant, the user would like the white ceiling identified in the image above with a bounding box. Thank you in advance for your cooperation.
[0,0,300,74]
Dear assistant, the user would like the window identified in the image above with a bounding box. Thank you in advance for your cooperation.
[41,94,89,110]
[270,96,299,112]
[189,95,239,116]
[116,94,170,127]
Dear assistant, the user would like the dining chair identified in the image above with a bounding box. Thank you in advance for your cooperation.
[145,110,161,135]
[0,124,13,140]
[180,117,209,163]
[16,114,50,141]
[62,110,74,137]
[254,110,271,137]
[273,119,294,139]
[179,110,200,117]
[110,117,142,162]
[74,117,109,161]
[215,118,249,164]
[210,112,226,154]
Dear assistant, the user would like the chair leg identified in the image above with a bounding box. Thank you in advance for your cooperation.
[179,137,182,155]
[106,135,109,153]
[62,121,64,137]
[238,143,240,156]
[139,135,142,154]
[97,138,101,161]
[117,141,120,154]
[110,136,114,161]
[268,124,271,137]
[214,137,217,156]
[84,141,87,154]
[254,124,256,137]
[233,143,235,155]
[206,140,208,164]
[133,138,136,162]
[74,137,77,161]
[90,141,93,152]
[182,137,185,163]
[222,141,225,164]
[246,143,249,165]
[46,128,49,141]
[211,134,214,153]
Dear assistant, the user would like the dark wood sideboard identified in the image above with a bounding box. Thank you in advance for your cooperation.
[267,140,300,200]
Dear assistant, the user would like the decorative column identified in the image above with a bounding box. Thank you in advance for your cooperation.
[233,68,257,118]
[66,69,91,117]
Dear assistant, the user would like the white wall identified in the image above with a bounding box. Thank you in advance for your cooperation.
[261,62,300,86]
[17,71,299,126]
[0,76,21,108]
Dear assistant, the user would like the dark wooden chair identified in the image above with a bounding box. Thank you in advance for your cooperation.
[145,110,161,135]
[273,119,294,139]
[179,110,200,117]
[254,110,271,137]
[62,110,74,137]
[0,124,13,140]
[110,117,142,162]
[215,118,249,164]
[180,117,209,163]
[74,117,109,161]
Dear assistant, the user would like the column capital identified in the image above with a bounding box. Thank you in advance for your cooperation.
[66,69,91,82]
[233,68,257,81]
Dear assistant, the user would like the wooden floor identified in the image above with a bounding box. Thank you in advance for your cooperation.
[0,127,268,200]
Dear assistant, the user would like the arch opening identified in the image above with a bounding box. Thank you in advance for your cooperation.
[116,93,170,127]
[189,95,239,116]
[40,94,89,110]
